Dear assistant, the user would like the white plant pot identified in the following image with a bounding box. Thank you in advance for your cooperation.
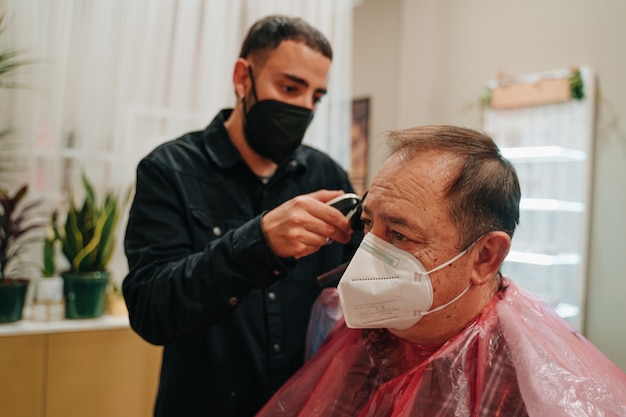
[31,276,65,322]
[36,276,64,302]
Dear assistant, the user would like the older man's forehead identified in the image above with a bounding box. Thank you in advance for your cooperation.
[362,185,431,230]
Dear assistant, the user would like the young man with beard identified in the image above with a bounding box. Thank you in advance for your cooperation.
[123,15,361,417]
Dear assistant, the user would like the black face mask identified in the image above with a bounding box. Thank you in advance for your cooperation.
[243,67,314,164]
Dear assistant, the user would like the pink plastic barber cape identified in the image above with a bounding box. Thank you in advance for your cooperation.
[257,278,626,417]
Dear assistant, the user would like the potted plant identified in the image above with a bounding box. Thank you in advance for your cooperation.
[52,174,126,319]
[30,222,65,321]
[0,184,43,322]
[0,16,43,323]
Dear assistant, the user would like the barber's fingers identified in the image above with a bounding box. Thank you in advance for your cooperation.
[262,191,353,259]
[262,208,350,258]
[266,191,353,233]
[266,224,336,259]
[295,189,357,235]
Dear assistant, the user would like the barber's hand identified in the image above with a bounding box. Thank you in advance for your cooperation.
[262,190,354,259]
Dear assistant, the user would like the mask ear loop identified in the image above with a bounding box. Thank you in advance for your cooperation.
[423,248,469,275]
[424,233,486,275]
[418,235,486,316]
[421,283,472,316]
[241,63,260,115]
[247,65,260,103]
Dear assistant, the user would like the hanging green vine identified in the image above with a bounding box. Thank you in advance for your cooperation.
[569,67,584,100]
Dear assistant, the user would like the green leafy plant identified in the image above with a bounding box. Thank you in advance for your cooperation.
[0,14,35,187]
[0,14,31,90]
[0,184,43,281]
[569,67,584,100]
[52,174,129,273]
[41,228,56,277]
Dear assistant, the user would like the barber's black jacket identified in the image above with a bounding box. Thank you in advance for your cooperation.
[123,110,362,417]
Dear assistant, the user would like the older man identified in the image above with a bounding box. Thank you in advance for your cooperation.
[257,125,626,417]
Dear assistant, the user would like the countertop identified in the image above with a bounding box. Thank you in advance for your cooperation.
[0,307,130,337]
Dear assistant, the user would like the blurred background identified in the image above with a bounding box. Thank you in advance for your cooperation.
[0,1,624,415]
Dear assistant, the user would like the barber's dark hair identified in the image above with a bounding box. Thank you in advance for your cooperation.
[239,15,332,66]
[386,125,521,249]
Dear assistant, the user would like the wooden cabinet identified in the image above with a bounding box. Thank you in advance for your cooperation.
[0,334,46,417]
[0,328,161,417]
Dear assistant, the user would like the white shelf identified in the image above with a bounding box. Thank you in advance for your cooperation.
[500,146,586,162]
[0,314,129,337]
[505,251,581,266]
[484,66,596,333]
[520,198,585,212]
[555,303,580,319]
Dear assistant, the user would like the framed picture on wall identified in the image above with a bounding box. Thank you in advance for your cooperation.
[350,97,369,196]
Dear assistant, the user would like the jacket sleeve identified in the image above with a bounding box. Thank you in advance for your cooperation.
[122,158,291,345]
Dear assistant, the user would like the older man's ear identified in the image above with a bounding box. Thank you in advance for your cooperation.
[470,231,511,286]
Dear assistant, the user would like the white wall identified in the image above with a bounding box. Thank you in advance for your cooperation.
[353,0,626,371]
[352,0,402,186]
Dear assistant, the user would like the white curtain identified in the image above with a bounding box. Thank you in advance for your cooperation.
[0,0,354,282]
[1,0,354,187]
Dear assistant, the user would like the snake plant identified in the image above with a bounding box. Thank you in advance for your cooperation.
[41,226,56,277]
[52,174,127,273]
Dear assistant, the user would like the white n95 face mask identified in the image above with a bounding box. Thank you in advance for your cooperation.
[337,233,471,330]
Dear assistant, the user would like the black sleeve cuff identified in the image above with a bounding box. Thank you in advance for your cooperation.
[231,215,297,288]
